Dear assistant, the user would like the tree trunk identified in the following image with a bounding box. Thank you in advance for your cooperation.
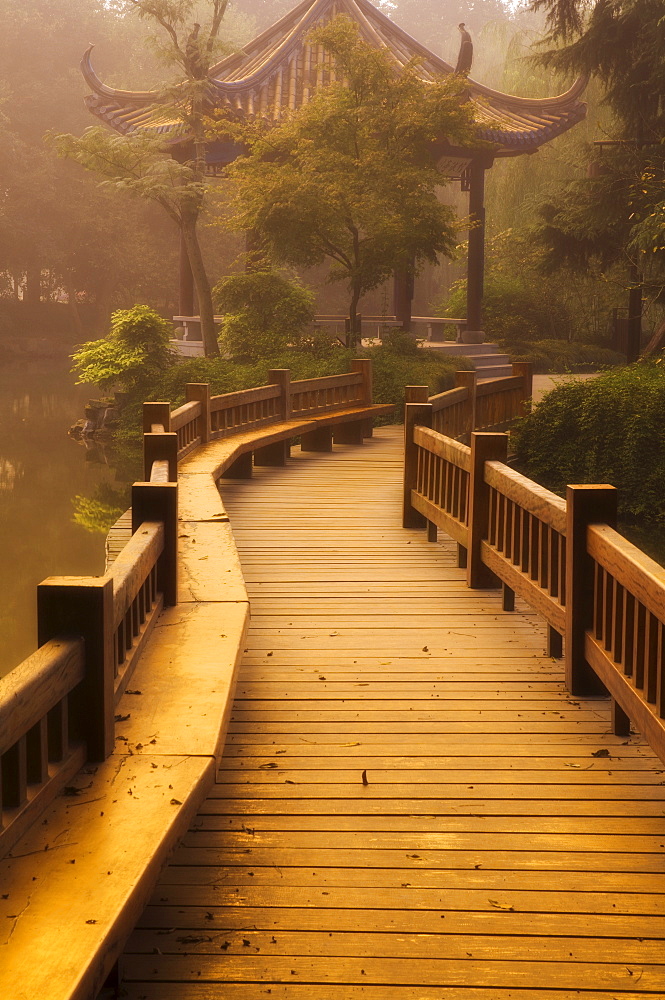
[181,212,219,358]
[67,282,85,340]
[25,266,41,307]
[94,271,116,335]
[348,284,362,349]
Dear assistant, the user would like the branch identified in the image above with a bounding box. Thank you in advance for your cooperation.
[126,0,189,68]
[207,0,229,57]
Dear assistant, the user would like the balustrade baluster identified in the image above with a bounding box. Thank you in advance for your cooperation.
[645,613,659,703]
[612,581,625,664]
[26,719,48,785]
[47,698,69,763]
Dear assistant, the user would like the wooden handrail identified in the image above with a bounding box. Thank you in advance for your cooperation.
[475,374,522,397]
[403,403,665,764]
[170,399,201,431]
[209,384,281,410]
[587,522,665,622]
[0,638,86,859]
[429,384,467,413]
[0,638,84,758]
[110,521,164,630]
[414,424,471,472]
[291,372,362,392]
[484,460,567,533]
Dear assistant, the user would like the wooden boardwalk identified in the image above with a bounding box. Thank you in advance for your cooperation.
[119,426,665,999]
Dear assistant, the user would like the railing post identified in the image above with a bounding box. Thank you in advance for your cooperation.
[352,359,373,438]
[565,485,617,697]
[37,577,115,762]
[185,383,211,443]
[268,369,292,420]
[405,385,429,404]
[132,481,179,607]
[455,369,477,434]
[143,401,171,434]
[511,361,533,416]
[144,431,178,482]
[467,432,508,588]
[403,401,432,529]
[351,359,373,404]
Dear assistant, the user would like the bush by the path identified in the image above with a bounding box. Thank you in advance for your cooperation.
[509,339,624,373]
[514,362,665,523]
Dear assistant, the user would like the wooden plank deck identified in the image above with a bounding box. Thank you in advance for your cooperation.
[118,426,665,999]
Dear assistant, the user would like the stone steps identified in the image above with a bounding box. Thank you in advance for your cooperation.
[424,341,513,381]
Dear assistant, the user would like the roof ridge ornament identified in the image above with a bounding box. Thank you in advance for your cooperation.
[455,23,473,76]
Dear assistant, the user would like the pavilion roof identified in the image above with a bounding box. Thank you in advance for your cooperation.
[82,0,587,162]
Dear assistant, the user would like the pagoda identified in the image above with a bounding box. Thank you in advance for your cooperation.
[82,0,587,340]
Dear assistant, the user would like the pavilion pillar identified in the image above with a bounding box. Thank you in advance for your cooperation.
[464,157,489,344]
[179,230,195,317]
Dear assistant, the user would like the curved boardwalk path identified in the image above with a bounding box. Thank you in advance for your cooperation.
[120,426,665,999]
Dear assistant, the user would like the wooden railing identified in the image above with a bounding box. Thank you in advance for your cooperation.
[290,371,365,415]
[0,476,173,861]
[403,364,531,549]
[0,361,379,866]
[403,393,665,764]
[141,361,373,477]
[413,363,532,440]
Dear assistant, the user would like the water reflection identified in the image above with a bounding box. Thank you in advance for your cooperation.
[0,361,129,676]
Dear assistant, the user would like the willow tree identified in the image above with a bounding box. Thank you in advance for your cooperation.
[218,17,477,346]
[51,0,232,357]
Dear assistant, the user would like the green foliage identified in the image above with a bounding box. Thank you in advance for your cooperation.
[213,271,315,360]
[534,0,665,135]
[440,274,571,343]
[49,127,204,223]
[218,15,477,340]
[72,484,128,534]
[72,305,175,391]
[365,344,464,415]
[514,362,665,522]
[509,339,625,373]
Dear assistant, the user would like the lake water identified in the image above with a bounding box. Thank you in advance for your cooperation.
[0,361,127,677]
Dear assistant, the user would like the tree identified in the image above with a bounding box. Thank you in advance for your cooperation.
[71,304,175,392]
[525,0,665,354]
[0,0,187,327]
[51,0,236,357]
[532,0,664,138]
[219,16,477,345]
[213,271,315,360]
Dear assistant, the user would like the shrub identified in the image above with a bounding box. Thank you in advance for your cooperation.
[509,339,624,373]
[440,274,571,344]
[514,362,665,523]
[71,305,175,392]
[366,343,464,414]
[213,271,316,360]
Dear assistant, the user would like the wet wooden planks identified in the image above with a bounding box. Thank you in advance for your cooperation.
[119,426,665,998]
